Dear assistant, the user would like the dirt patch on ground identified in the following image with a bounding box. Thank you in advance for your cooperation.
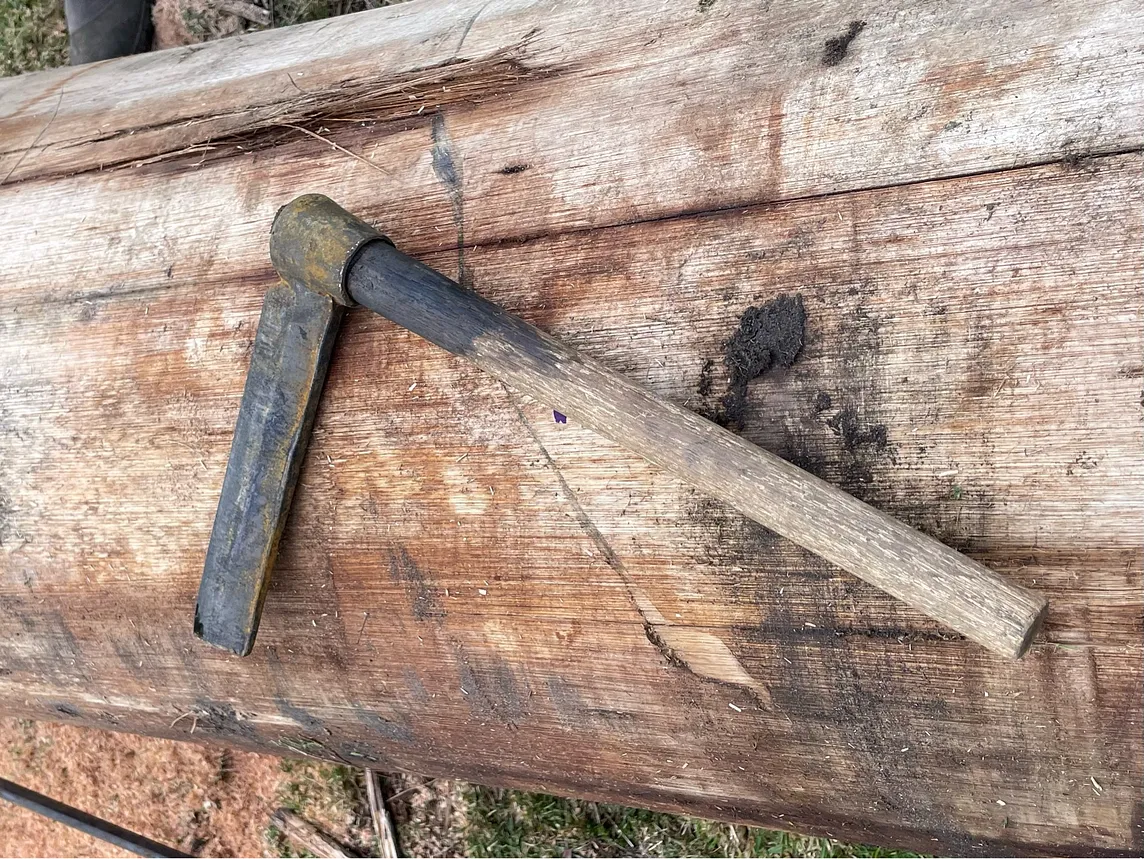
[0,717,370,857]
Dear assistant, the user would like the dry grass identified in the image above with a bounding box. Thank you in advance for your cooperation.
[0,0,67,75]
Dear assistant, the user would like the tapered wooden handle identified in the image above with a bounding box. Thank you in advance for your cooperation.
[346,241,1048,659]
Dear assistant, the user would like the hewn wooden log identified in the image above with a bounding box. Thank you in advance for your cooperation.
[0,0,1140,854]
[1,0,1143,253]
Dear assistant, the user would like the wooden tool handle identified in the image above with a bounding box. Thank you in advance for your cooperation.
[347,241,1048,659]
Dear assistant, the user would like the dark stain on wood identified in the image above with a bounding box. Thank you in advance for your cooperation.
[545,676,638,730]
[805,285,899,508]
[430,114,462,193]
[402,669,430,703]
[388,545,445,620]
[825,650,945,832]
[331,739,383,766]
[430,112,467,285]
[758,600,955,840]
[686,492,780,562]
[457,648,529,723]
[825,405,892,499]
[0,485,13,548]
[110,632,170,687]
[826,406,888,454]
[697,358,715,398]
[191,700,261,742]
[822,20,866,67]
[356,710,414,743]
[543,675,581,725]
[0,602,89,685]
[719,293,806,430]
[274,695,329,737]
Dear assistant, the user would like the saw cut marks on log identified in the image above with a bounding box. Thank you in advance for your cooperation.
[0,0,1141,855]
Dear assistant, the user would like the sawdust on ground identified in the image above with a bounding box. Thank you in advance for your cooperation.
[0,716,468,858]
[0,716,286,856]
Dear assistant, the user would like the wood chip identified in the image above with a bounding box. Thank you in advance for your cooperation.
[270,808,354,858]
[365,770,400,858]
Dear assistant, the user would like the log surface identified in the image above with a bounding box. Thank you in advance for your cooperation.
[0,0,1141,854]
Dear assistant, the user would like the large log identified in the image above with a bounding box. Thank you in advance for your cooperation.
[0,0,1141,854]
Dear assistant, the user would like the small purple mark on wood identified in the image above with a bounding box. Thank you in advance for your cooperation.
[553,410,567,424]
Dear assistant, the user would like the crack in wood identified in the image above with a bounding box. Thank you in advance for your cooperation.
[1,43,560,184]
[502,383,777,711]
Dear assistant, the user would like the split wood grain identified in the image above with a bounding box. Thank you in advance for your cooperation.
[1,0,1142,257]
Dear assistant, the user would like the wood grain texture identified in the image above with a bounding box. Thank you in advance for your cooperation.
[2,0,1143,252]
[0,0,1141,854]
[346,238,1047,658]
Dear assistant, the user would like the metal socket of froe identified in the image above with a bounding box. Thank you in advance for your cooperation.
[193,196,390,656]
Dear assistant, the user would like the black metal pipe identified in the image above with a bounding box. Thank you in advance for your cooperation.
[0,776,189,858]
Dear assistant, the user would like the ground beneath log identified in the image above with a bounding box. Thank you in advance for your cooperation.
[0,718,911,857]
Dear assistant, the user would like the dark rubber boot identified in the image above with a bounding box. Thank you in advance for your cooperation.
[65,0,153,64]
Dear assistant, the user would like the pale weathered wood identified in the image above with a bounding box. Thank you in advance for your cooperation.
[0,0,1141,854]
[0,152,1138,854]
[345,233,1047,658]
[1,0,1143,256]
